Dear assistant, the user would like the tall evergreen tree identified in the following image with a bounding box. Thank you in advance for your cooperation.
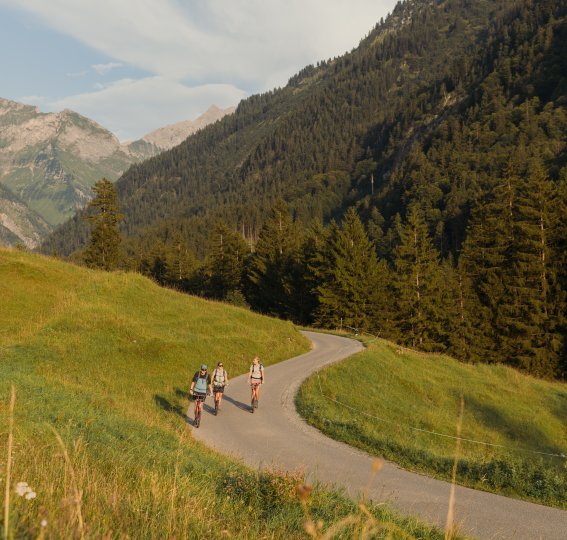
[165,233,198,289]
[314,208,383,332]
[207,222,248,300]
[500,159,562,376]
[459,173,516,364]
[82,179,124,271]
[246,200,301,318]
[393,207,446,351]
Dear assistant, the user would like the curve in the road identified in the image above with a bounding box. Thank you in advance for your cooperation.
[191,331,567,540]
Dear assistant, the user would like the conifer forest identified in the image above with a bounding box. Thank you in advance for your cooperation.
[42,0,567,379]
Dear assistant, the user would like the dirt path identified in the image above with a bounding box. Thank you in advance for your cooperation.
[191,331,567,539]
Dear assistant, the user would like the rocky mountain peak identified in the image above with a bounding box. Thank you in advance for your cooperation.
[141,105,235,150]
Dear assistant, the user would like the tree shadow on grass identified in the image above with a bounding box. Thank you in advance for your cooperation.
[175,388,191,400]
[154,395,186,419]
[464,395,565,455]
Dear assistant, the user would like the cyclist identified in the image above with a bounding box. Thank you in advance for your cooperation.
[211,361,229,415]
[190,364,212,427]
[247,356,264,413]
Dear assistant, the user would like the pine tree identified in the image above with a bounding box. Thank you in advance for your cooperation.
[165,233,198,289]
[500,159,561,376]
[208,222,248,299]
[314,208,383,332]
[82,179,124,270]
[444,256,488,362]
[459,172,517,364]
[246,200,301,318]
[393,207,446,351]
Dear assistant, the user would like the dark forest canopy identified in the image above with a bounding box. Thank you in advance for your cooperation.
[42,0,567,378]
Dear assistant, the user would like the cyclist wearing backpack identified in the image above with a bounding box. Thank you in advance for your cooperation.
[190,364,212,427]
[247,356,264,413]
[211,362,228,415]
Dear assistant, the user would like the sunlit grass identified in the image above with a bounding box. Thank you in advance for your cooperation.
[0,249,446,538]
[297,337,567,508]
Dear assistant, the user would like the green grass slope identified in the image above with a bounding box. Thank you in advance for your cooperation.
[297,337,567,508]
[0,250,444,539]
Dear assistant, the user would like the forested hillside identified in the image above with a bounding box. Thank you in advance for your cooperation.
[43,0,567,378]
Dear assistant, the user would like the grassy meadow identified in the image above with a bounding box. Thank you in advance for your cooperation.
[297,337,567,508]
[0,249,445,539]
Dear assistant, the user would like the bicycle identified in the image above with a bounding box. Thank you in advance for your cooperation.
[250,383,261,413]
[213,381,229,416]
[192,391,207,427]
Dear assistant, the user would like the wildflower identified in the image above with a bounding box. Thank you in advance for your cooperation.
[16,482,29,497]
[15,481,36,500]
[41,520,48,527]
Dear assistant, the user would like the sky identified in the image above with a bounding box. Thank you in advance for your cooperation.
[0,0,397,141]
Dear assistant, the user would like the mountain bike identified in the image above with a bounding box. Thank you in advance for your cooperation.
[213,385,225,416]
[250,382,261,413]
[192,392,206,427]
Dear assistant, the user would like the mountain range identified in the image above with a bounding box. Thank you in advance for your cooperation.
[0,99,233,247]
[36,0,567,378]
[44,0,566,259]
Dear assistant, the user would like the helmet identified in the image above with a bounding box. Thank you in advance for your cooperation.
[201,364,208,370]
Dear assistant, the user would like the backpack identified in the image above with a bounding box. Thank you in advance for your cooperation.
[250,363,264,380]
[213,368,227,386]
[193,371,208,393]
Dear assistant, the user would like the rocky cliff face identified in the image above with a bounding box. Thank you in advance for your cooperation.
[141,105,235,149]
[0,183,50,249]
[0,98,234,247]
[0,98,145,230]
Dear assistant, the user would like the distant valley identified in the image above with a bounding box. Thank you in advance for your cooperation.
[0,98,234,247]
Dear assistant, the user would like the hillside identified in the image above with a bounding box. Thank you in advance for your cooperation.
[0,98,233,246]
[43,0,561,255]
[0,183,50,248]
[297,336,567,508]
[41,0,567,379]
[0,248,447,538]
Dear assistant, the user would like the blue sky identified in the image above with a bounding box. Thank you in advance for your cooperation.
[0,0,397,140]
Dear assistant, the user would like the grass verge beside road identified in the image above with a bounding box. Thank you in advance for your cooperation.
[297,336,567,509]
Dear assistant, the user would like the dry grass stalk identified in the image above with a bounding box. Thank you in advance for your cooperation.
[445,396,464,540]
[3,386,15,540]
[167,429,185,536]
[49,426,85,540]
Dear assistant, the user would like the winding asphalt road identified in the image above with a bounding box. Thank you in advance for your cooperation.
[191,331,567,539]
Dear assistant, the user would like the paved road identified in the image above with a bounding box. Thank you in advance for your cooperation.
[192,331,567,539]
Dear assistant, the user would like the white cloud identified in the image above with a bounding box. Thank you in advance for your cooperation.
[92,62,123,75]
[3,0,397,87]
[18,94,47,105]
[50,76,247,140]
[3,0,397,138]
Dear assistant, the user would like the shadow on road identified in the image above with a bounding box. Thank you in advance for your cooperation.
[223,394,252,412]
